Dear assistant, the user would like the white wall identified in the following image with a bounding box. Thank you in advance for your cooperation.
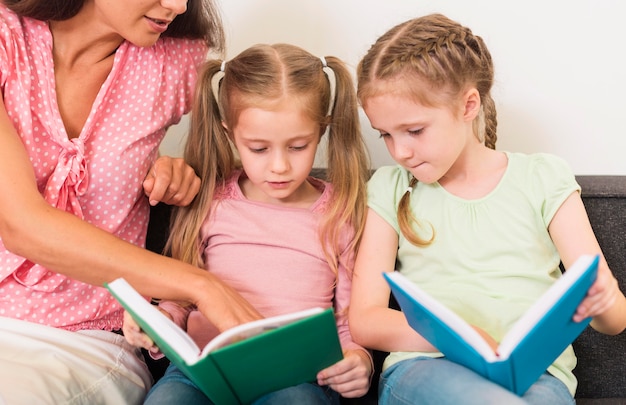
[161,0,626,175]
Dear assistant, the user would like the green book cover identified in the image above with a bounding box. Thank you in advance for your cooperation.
[384,254,599,395]
[106,278,343,405]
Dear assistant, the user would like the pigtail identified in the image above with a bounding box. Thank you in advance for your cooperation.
[397,177,434,246]
[319,56,371,277]
[166,60,236,267]
[481,94,498,150]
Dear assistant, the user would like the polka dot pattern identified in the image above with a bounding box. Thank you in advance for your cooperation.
[0,6,208,331]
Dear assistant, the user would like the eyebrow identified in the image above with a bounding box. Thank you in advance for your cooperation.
[371,121,425,132]
[240,133,318,143]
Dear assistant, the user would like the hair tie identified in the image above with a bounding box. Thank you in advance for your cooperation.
[405,186,413,194]
[320,56,336,117]
[211,61,226,118]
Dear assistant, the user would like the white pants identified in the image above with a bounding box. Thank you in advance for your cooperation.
[0,317,152,405]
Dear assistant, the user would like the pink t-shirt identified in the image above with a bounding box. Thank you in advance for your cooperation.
[0,5,207,331]
[161,170,367,356]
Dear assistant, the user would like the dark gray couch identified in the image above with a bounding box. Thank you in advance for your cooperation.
[145,174,626,404]
[570,176,626,405]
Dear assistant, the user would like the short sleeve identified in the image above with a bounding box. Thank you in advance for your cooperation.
[0,5,19,87]
[367,165,412,234]
[173,38,208,115]
[527,153,581,226]
[157,37,208,119]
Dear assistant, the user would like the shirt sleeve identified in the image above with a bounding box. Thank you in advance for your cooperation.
[158,300,193,331]
[367,165,413,234]
[527,153,581,226]
[164,37,208,117]
[0,5,18,87]
[152,37,208,128]
[180,38,209,115]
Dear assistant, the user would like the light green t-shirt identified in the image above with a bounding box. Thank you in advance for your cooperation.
[368,152,581,395]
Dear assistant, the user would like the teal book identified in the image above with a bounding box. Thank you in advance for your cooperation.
[106,278,343,405]
[383,254,599,396]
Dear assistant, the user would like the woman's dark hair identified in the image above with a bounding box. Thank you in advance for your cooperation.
[2,0,224,51]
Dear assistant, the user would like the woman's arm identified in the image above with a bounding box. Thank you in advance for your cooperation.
[348,208,437,352]
[549,191,626,335]
[0,94,261,332]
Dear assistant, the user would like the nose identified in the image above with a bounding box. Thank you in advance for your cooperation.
[161,0,187,15]
[390,137,414,161]
[270,150,290,174]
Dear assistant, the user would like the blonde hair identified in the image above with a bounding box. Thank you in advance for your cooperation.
[357,14,497,246]
[167,43,370,278]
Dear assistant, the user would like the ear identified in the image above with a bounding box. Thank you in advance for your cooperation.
[462,88,481,122]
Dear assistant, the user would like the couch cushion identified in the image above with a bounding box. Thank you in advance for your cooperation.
[572,176,626,399]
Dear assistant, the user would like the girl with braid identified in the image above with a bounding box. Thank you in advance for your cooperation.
[123,43,373,404]
[348,13,626,404]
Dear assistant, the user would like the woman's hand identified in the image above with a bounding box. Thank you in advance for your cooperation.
[316,349,372,398]
[192,274,264,333]
[143,156,201,206]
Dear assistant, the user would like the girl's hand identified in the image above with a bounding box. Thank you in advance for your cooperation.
[143,156,201,206]
[316,349,372,398]
[122,310,160,354]
[574,264,620,322]
[548,192,626,334]
[471,325,499,354]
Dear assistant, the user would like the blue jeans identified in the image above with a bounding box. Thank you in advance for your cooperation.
[144,363,340,405]
[379,357,575,405]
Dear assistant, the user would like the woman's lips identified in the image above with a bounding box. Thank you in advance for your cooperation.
[145,17,170,33]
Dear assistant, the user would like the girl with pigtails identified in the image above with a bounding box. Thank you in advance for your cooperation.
[348,13,626,404]
[123,43,373,404]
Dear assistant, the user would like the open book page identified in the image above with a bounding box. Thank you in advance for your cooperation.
[105,278,201,364]
[496,254,597,358]
[200,307,326,355]
[385,273,498,361]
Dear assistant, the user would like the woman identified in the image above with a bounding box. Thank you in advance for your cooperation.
[0,1,260,403]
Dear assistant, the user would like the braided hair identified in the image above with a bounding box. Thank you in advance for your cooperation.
[357,14,497,246]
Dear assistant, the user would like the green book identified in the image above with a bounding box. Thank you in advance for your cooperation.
[106,278,343,405]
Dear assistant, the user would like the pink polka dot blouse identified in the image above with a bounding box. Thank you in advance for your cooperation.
[0,5,207,331]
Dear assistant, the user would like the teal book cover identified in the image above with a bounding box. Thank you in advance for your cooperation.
[106,278,343,405]
[384,254,599,395]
